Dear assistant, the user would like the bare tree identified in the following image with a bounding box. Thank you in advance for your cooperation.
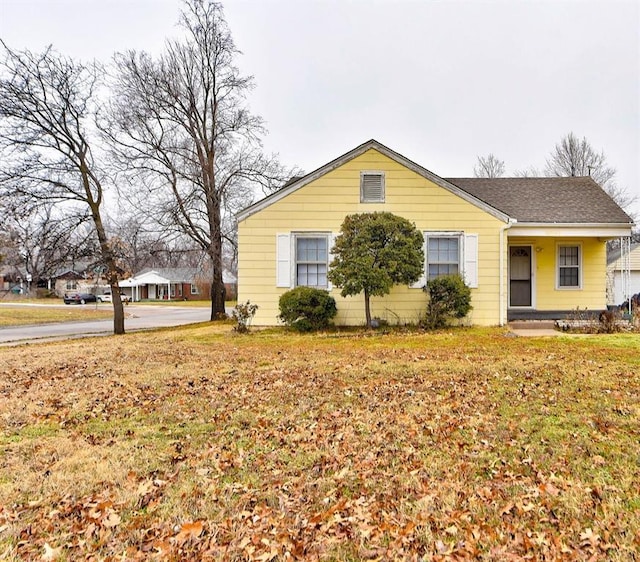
[110,216,207,274]
[545,132,636,212]
[474,153,505,178]
[110,0,294,320]
[513,166,543,178]
[3,207,93,291]
[0,42,127,333]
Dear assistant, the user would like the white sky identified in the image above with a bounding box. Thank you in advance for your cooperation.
[1,0,639,218]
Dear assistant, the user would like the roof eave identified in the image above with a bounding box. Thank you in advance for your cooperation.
[509,222,633,239]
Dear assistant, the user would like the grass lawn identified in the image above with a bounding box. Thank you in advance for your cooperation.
[0,305,113,327]
[0,326,638,560]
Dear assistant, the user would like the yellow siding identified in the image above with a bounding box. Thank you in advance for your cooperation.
[509,237,608,311]
[238,148,506,326]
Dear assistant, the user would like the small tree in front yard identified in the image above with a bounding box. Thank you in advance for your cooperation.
[422,274,472,329]
[328,212,424,328]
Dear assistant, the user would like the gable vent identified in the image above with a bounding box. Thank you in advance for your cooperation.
[360,171,385,202]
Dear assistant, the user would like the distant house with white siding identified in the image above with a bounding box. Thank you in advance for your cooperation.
[607,243,640,305]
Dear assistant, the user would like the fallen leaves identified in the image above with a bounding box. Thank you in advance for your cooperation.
[1,327,639,560]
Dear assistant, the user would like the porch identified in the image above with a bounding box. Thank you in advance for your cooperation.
[504,230,632,324]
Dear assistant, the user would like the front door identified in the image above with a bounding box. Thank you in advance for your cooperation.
[510,246,532,307]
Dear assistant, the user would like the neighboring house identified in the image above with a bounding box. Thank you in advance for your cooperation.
[51,265,109,297]
[607,243,640,306]
[236,139,633,326]
[0,265,22,294]
[120,268,212,301]
[53,269,85,296]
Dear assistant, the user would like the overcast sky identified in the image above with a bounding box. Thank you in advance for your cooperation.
[1,0,639,217]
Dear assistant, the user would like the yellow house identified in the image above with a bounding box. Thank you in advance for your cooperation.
[237,140,633,326]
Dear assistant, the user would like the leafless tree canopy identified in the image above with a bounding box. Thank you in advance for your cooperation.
[2,207,96,287]
[545,132,636,214]
[513,166,543,178]
[473,154,505,178]
[0,41,127,333]
[110,0,294,319]
[108,216,208,276]
[545,132,615,186]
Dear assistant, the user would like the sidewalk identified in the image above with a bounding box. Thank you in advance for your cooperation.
[508,320,561,337]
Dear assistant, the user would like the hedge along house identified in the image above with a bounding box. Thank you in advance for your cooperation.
[237,140,633,326]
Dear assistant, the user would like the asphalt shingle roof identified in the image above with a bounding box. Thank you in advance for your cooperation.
[445,176,633,224]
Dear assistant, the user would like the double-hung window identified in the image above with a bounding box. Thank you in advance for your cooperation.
[295,235,329,288]
[426,234,461,280]
[557,244,581,288]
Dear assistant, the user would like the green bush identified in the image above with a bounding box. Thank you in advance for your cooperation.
[278,287,337,332]
[422,274,472,329]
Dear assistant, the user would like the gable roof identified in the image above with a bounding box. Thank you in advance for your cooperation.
[237,139,511,223]
[446,177,633,224]
[237,139,632,227]
[132,268,199,283]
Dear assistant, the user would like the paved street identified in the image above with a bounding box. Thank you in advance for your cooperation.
[0,304,212,345]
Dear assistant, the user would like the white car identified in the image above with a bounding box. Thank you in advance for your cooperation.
[98,292,131,303]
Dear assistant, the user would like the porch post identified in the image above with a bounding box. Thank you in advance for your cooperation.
[499,224,512,325]
[621,236,631,314]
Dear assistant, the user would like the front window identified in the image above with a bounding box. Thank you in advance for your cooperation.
[190,283,199,294]
[426,235,461,280]
[295,235,328,288]
[558,245,581,288]
[66,280,78,290]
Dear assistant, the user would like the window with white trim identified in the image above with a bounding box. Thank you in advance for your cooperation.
[360,171,385,203]
[295,235,329,288]
[557,244,581,288]
[66,280,78,290]
[426,234,461,280]
[190,283,199,294]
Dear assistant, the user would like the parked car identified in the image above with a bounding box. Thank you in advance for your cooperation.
[98,292,130,303]
[63,293,98,305]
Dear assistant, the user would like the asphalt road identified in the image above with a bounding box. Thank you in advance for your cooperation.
[0,303,212,345]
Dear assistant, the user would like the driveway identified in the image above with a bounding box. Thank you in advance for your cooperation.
[0,304,212,345]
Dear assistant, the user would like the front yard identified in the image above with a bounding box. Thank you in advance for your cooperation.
[0,326,638,560]
[0,305,113,327]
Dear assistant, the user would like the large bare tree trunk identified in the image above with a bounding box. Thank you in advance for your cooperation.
[91,205,125,334]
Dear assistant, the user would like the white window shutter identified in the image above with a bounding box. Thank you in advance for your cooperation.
[328,233,337,290]
[276,233,291,287]
[410,234,427,288]
[464,233,479,288]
